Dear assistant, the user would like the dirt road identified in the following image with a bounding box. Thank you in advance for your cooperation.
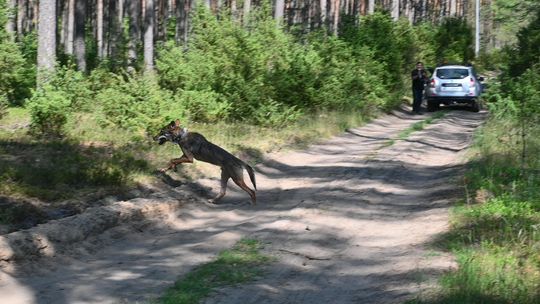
[0,107,487,304]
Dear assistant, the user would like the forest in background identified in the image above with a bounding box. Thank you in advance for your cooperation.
[0,0,484,135]
[0,0,537,132]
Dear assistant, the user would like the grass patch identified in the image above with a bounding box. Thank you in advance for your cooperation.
[0,139,149,202]
[398,111,447,140]
[0,106,30,138]
[160,239,272,304]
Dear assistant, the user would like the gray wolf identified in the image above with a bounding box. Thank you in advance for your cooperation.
[154,120,257,204]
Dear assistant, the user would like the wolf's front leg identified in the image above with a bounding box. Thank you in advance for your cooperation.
[160,154,193,172]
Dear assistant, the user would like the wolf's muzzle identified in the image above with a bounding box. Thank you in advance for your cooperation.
[155,135,168,145]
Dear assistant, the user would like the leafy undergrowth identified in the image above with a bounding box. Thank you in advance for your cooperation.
[160,239,272,304]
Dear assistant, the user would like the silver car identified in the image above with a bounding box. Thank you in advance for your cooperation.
[425,65,484,112]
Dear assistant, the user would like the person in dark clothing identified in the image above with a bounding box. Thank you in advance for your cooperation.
[411,62,429,114]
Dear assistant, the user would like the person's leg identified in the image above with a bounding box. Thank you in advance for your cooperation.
[416,89,424,113]
[412,89,422,113]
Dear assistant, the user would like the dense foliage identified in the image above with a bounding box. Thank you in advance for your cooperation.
[0,0,33,106]
[435,17,474,64]
[23,8,437,135]
[157,9,395,126]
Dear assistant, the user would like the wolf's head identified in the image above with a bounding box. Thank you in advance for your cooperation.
[154,120,185,145]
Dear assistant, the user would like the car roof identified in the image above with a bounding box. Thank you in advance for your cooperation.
[436,65,471,69]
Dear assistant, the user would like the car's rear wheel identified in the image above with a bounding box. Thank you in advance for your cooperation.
[427,100,440,112]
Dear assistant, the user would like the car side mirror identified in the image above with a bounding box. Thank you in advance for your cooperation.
[478,76,485,82]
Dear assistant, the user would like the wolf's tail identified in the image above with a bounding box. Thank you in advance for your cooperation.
[244,164,257,190]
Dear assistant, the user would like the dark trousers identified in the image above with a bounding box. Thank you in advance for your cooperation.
[412,88,424,113]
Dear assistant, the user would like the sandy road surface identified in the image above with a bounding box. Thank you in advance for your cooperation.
[0,107,487,304]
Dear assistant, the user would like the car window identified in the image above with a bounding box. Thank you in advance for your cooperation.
[436,68,470,79]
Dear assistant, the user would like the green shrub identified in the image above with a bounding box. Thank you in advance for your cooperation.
[347,12,404,90]
[0,40,28,105]
[0,0,30,105]
[411,22,437,67]
[434,17,474,64]
[175,90,230,123]
[158,8,394,126]
[27,67,91,136]
[28,86,71,136]
[507,7,540,77]
[252,100,302,127]
[96,74,184,134]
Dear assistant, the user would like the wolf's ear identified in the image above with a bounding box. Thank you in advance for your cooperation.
[175,119,181,127]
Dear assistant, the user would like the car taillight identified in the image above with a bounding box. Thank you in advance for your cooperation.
[470,77,475,85]
[430,79,436,88]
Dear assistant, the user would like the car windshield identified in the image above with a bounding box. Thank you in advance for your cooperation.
[436,68,469,79]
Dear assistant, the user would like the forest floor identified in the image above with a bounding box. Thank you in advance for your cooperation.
[0,105,488,304]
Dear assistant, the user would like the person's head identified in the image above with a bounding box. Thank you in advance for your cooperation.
[416,62,424,69]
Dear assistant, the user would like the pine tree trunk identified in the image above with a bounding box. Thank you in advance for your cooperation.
[144,0,154,72]
[97,0,103,58]
[332,0,340,35]
[175,0,185,43]
[16,0,24,38]
[128,0,140,69]
[37,0,57,82]
[243,0,251,25]
[275,0,285,24]
[6,0,17,40]
[74,0,86,72]
[407,0,414,23]
[31,0,38,32]
[320,0,327,27]
[109,0,121,66]
[231,0,237,20]
[60,0,68,46]
[391,0,399,20]
[65,0,74,54]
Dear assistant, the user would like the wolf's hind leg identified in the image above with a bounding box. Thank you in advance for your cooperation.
[231,176,256,205]
[209,170,230,204]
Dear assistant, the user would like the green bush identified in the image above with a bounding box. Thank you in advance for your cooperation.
[0,0,31,105]
[28,85,72,136]
[434,17,474,64]
[0,40,28,105]
[96,74,184,134]
[158,7,394,126]
[345,12,404,90]
[507,7,540,77]
[175,90,230,123]
[406,21,438,68]
[27,67,91,136]
[309,34,389,109]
